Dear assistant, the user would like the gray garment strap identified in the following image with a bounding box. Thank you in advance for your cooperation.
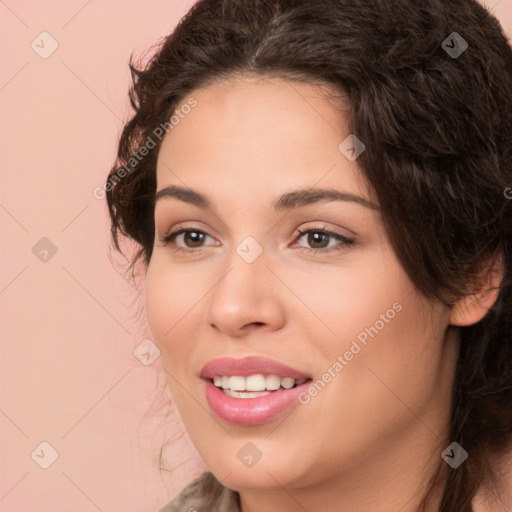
[159,471,241,512]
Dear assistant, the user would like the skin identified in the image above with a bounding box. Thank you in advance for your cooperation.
[144,74,500,512]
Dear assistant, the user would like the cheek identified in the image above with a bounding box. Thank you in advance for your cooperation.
[291,248,411,358]
[302,250,444,412]
[144,262,173,342]
[145,257,199,334]
[144,258,199,362]
[319,293,448,435]
[144,261,203,414]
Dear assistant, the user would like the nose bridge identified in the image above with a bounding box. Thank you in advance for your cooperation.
[216,234,270,303]
[206,234,285,334]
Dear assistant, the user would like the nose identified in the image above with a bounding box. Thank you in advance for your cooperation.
[206,248,286,338]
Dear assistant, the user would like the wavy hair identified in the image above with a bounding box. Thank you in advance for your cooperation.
[106,0,512,509]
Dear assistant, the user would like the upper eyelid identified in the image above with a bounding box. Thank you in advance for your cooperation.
[163,223,348,237]
[161,218,355,235]
[161,225,353,247]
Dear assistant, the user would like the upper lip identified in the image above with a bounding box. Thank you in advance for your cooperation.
[200,356,312,380]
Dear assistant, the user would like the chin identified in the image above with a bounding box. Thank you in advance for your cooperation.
[205,451,311,492]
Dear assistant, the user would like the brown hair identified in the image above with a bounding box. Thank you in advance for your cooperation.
[106,0,512,509]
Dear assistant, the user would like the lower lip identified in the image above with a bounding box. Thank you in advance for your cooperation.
[203,379,311,425]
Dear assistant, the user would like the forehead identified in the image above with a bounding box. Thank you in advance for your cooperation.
[155,75,371,204]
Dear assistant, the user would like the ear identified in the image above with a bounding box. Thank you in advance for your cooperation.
[450,253,504,327]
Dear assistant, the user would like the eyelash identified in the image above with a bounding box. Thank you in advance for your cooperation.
[159,224,354,254]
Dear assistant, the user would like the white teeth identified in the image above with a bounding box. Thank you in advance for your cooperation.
[224,389,270,399]
[265,375,281,390]
[229,376,246,391]
[245,374,267,391]
[281,377,295,389]
[212,374,309,392]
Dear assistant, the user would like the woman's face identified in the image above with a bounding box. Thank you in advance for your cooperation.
[145,75,458,495]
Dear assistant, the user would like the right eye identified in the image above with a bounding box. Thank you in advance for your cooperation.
[159,225,219,252]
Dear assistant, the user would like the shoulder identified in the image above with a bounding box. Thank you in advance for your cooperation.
[158,471,241,512]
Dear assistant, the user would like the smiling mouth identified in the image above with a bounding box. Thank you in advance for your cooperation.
[204,373,313,425]
[211,374,311,398]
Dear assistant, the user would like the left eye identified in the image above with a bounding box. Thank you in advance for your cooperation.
[293,228,354,253]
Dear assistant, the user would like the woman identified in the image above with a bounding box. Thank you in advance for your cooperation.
[105,0,512,510]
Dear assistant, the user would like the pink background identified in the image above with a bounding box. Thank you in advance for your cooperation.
[1,1,511,510]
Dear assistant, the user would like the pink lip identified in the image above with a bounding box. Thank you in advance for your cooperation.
[203,380,312,425]
[200,356,312,380]
[201,356,312,425]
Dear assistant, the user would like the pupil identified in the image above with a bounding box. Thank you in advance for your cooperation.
[186,231,204,246]
[309,232,328,248]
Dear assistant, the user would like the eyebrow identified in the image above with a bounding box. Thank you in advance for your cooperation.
[154,185,379,211]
